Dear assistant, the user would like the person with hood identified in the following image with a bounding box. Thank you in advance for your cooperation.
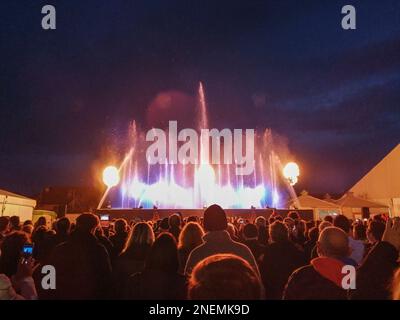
[283,226,352,300]
[184,204,259,277]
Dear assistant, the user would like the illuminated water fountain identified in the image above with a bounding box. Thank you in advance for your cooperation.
[98,83,299,209]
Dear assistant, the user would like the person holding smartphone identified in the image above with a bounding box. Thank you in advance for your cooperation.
[0,243,37,300]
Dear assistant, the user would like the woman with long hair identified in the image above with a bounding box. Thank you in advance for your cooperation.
[178,222,204,273]
[112,222,155,298]
[123,232,187,300]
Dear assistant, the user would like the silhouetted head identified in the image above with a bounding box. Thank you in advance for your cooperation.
[203,204,227,232]
[333,215,351,234]
[243,223,258,240]
[160,217,170,231]
[308,226,319,243]
[76,213,99,234]
[226,224,237,240]
[353,222,366,240]
[169,214,182,229]
[296,220,307,237]
[23,220,33,226]
[0,217,10,233]
[56,217,71,235]
[306,221,315,231]
[318,221,332,233]
[367,220,385,243]
[317,226,350,259]
[372,214,386,224]
[125,222,154,248]
[254,216,266,228]
[269,221,289,243]
[188,254,263,300]
[9,216,20,230]
[288,211,300,221]
[178,222,204,250]
[187,216,198,223]
[32,225,48,242]
[283,217,295,230]
[145,232,179,273]
[114,218,128,234]
[22,224,33,235]
[35,216,47,229]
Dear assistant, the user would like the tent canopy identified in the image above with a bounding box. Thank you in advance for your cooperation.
[334,192,388,209]
[290,191,340,209]
[0,189,36,208]
[350,144,400,199]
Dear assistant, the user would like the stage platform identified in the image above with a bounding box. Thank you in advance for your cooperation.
[95,208,314,222]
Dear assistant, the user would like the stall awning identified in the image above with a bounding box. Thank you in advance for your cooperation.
[334,192,388,209]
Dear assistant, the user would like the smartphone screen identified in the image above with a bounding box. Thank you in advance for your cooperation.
[22,244,33,258]
[100,214,110,227]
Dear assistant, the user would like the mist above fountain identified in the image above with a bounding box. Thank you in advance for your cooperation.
[99,83,297,209]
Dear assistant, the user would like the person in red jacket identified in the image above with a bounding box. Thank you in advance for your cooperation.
[283,226,351,300]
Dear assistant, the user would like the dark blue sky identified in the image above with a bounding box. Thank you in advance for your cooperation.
[0,0,399,196]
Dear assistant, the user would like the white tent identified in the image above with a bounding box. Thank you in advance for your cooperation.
[334,192,389,219]
[288,191,341,220]
[0,189,37,222]
[350,144,400,217]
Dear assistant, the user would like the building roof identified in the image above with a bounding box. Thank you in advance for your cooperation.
[0,188,36,207]
[0,189,34,201]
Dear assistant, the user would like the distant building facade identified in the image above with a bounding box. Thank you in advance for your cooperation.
[37,186,101,216]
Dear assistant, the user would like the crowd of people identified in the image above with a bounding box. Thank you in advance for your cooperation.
[0,204,399,300]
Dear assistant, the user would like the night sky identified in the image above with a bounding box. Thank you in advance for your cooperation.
[1,0,399,197]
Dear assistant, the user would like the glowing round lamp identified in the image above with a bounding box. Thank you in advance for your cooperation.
[103,166,120,188]
[283,162,300,186]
